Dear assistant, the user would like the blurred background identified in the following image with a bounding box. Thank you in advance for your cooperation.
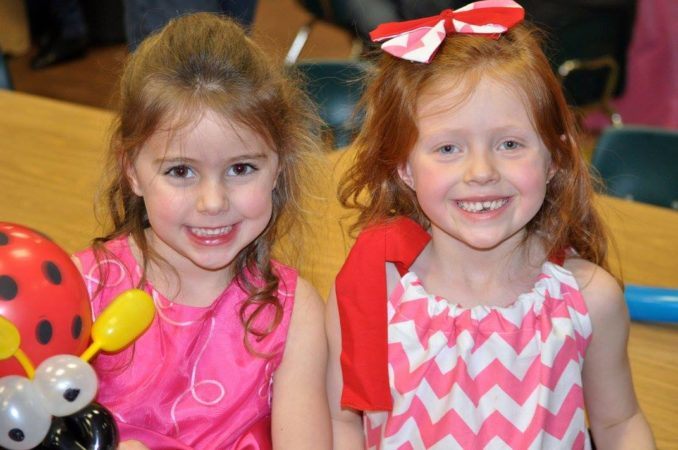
[0,0,676,176]
[1,0,675,132]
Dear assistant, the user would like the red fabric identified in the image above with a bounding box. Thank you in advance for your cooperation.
[336,217,430,411]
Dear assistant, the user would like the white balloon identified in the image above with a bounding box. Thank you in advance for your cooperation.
[0,375,51,450]
[33,354,98,417]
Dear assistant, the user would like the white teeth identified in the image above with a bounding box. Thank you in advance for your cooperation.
[457,198,508,212]
[191,226,232,237]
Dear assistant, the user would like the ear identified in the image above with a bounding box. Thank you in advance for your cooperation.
[398,161,415,191]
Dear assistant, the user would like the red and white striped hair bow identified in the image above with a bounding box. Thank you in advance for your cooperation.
[369,0,525,64]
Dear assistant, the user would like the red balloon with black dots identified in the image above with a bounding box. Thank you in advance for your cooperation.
[0,223,92,376]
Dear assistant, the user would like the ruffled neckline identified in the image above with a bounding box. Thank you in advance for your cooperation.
[394,261,578,332]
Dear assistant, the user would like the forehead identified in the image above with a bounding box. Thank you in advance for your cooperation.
[146,109,275,157]
[416,74,534,125]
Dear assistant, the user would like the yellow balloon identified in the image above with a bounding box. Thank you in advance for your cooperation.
[0,315,20,360]
[91,289,155,353]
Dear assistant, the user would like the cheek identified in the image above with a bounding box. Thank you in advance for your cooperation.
[233,184,275,219]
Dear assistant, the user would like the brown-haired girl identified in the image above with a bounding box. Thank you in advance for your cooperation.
[326,1,654,448]
[72,12,330,449]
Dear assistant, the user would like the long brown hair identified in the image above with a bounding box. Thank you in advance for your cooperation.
[340,23,608,268]
[93,12,321,352]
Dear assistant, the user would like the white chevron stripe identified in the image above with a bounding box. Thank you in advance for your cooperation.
[568,305,592,339]
[430,434,463,450]
[381,417,427,449]
[464,333,541,379]
[484,436,511,450]
[528,409,590,450]
[390,320,451,372]
[539,318,576,367]
[391,368,419,415]
[410,361,583,432]
[392,316,581,380]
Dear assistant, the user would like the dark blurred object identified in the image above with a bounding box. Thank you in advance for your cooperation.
[532,1,637,124]
[27,0,90,69]
[80,0,126,45]
[591,125,678,209]
[123,0,258,51]
[294,60,369,148]
[286,0,364,63]
[0,54,13,89]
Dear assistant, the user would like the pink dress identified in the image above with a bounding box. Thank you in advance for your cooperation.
[364,262,593,449]
[75,236,296,449]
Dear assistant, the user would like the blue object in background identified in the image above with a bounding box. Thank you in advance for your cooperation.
[625,284,678,323]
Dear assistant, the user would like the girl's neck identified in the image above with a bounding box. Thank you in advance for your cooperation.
[129,234,234,307]
[413,229,547,307]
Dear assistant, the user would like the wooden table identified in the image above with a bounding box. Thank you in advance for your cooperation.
[1,90,677,448]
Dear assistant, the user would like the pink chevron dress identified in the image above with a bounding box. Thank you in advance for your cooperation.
[364,262,593,450]
[74,236,296,449]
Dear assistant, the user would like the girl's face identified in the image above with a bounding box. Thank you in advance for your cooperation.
[127,110,279,278]
[400,76,555,252]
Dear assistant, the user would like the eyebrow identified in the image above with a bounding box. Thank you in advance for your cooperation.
[154,152,271,165]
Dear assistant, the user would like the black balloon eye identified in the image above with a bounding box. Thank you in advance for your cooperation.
[0,232,8,245]
[8,428,25,442]
[36,320,53,345]
[42,261,62,285]
[64,388,80,402]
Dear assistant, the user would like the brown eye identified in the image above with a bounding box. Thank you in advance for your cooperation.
[166,165,193,178]
[227,163,256,177]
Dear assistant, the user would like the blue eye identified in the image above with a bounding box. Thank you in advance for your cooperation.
[499,140,522,151]
[437,144,460,155]
[227,163,257,176]
[165,165,194,178]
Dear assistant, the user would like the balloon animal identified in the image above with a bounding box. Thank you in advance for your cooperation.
[0,223,155,449]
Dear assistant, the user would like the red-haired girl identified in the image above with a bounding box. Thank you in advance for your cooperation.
[326,2,655,448]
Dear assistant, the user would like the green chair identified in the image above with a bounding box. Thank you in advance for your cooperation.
[591,126,678,209]
[0,54,13,89]
[294,60,368,149]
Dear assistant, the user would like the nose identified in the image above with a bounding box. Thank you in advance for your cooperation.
[463,149,499,185]
[197,179,228,214]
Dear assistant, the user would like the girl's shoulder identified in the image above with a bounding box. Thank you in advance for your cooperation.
[270,259,299,299]
[562,257,626,326]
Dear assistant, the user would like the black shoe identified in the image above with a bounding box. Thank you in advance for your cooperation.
[31,35,88,70]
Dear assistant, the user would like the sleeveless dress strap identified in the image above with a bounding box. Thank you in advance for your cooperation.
[335,217,430,411]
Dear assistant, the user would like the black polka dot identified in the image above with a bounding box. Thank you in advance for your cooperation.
[36,320,53,345]
[0,275,17,300]
[71,315,83,339]
[9,428,25,442]
[42,261,62,285]
[0,232,8,245]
